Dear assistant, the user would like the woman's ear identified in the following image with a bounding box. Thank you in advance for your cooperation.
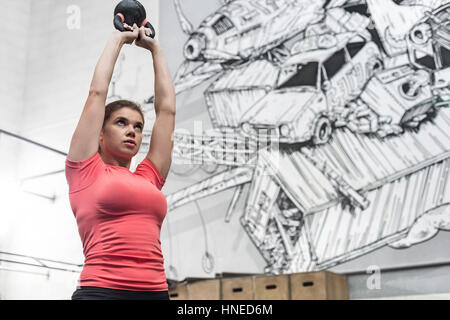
[98,130,103,154]
[99,129,105,146]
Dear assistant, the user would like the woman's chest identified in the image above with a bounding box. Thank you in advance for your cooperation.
[93,171,167,220]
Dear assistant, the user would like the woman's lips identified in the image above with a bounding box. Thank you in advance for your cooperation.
[124,141,136,148]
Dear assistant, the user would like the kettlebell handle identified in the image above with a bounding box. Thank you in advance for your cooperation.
[114,13,156,39]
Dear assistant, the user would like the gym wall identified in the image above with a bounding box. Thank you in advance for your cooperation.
[1,0,450,300]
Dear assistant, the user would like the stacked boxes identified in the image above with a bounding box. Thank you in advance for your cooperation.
[168,271,348,300]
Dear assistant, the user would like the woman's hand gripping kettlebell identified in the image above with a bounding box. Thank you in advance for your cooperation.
[135,26,161,53]
[115,23,139,45]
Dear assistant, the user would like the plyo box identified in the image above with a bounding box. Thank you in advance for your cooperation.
[187,279,221,300]
[289,271,348,300]
[168,282,189,300]
[254,274,290,300]
[221,276,255,300]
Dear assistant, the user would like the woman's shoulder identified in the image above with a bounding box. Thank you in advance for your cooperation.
[66,152,102,169]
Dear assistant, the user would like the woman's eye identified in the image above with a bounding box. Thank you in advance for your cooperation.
[135,126,143,131]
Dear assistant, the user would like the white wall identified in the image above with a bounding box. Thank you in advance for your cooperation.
[0,0,31,192]
[0,0,160,300]
[0,0,30,133]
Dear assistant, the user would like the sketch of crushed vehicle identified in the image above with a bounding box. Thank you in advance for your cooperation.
[156,108,450,274]
[202,7,373,134]
[350,64,437,136]
[238,34,383,145]
[407,3,450,100]
[180,0,326,63]
[167,0,327,99]
[239,109,450,273]
[339,4,450,138]
[167,0,368,101]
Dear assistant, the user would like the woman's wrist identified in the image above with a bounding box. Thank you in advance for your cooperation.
[150,42,163,55]
[110,31,125,47]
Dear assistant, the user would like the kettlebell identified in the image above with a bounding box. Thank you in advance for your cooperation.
[113,0,156,39]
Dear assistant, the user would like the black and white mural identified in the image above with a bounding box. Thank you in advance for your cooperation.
[143,0,450,275]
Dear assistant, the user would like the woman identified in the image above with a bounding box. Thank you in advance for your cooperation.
[66,23,176,300]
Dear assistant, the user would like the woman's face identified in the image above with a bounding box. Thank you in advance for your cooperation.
[99,107,144,160]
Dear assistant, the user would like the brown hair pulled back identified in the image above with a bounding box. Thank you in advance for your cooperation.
[103,99,145,128]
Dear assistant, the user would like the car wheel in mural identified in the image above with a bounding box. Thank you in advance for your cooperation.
[140,0,450,275]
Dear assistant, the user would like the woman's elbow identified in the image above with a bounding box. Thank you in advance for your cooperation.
[88,87,107,97]
[156,104,176,116]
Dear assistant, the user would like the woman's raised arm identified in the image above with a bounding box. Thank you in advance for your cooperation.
[67,25,139,162]
[135,27,176,179]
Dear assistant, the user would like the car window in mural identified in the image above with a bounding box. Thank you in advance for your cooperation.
[277,62,319,89]
[141,0,450,275]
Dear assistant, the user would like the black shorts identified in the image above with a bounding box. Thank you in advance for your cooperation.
[71,286,170,300]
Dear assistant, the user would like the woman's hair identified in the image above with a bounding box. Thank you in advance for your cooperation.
[103,99,145,128]
[98,99,145,154]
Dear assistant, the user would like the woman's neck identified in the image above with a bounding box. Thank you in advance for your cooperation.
[100,152,131,169]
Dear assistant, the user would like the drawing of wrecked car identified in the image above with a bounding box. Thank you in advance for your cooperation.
[407,3,450,100]
[239,35,383,145]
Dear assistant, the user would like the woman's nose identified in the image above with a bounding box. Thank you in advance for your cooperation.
[126,126,136,136]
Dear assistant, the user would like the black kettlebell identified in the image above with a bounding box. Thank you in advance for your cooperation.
[113,0,156,39]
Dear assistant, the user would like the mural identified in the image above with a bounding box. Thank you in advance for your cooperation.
[140,0,450,275]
